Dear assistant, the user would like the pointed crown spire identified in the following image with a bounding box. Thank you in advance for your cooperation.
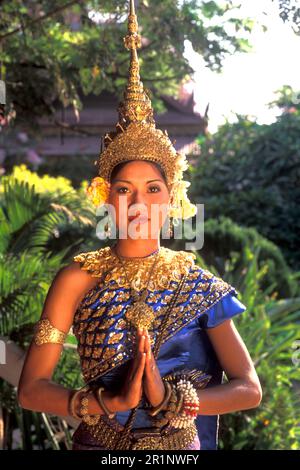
[118,0,154,126]
[91,0,198,221]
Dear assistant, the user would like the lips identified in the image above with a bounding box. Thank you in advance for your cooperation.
[128,214,149,223]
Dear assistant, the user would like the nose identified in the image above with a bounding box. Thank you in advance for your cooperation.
[132,188,146,203]
[131,188,149,207]
[128,190,148,217]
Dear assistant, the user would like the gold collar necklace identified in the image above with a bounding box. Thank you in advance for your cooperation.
[111,245,160,260]
[112,245,161,330]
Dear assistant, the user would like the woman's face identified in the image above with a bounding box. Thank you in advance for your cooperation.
[108,160,171,239]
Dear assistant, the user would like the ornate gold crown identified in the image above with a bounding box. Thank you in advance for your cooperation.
[87,0,197,220]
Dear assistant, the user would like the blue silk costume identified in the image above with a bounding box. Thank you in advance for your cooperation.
[71,246,247,450]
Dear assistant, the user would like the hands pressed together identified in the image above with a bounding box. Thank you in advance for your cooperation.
[118,327,165,411]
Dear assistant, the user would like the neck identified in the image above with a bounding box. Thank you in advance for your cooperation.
[112,239,160,258]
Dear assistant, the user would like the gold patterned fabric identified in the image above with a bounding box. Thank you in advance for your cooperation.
[77,418,198,450]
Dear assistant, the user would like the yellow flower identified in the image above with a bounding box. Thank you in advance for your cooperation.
[85,176,110,207]
[169,180,197,220]
[175,153,189,174]
[92,65,101,78]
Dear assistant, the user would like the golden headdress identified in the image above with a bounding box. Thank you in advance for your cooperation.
[86,0,197,220]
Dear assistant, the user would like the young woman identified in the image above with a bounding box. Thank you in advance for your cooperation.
[17,1,262,451]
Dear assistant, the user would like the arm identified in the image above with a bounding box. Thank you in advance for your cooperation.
[17,262,120,419]
[195,318,262,415]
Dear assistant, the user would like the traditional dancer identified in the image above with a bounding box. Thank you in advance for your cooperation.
[18,0,262,450]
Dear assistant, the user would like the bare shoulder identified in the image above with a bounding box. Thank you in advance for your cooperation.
[48,260,100,306]
[38,260,101,331]
[48,245,116,312]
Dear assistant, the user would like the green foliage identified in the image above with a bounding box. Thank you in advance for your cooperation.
[268,85,300,112]
[191,110,300,270]
[1,163,75,194]
[197,216,298,298]
[36,154,99,189]
[0,0,256,127]
[0,164,96,256]
[0,248,81,449]
[169,215,298,298]
[195,246,300,450]
[0,167,96,448]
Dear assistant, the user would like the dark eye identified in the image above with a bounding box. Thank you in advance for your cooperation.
[149,185,160,193]
[116,186,129,193]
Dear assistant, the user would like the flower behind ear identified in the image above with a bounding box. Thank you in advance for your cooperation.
[169,180,197,219]
[86,176,111,207]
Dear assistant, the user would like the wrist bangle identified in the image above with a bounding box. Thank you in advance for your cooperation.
[174,388,184,415]
[148,381,173,417]
[68,389,83,420]
[68,385,90,420]
[96,387,116,419]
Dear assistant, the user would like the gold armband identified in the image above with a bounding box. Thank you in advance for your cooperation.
[33,318,67,346]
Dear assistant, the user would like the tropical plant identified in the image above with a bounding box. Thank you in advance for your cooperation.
[191,107,300,270]
[169,215,298,299]
[195,245,300,450]
[0,167,97,449]
[1,167,299,449]
[0,164,96,256]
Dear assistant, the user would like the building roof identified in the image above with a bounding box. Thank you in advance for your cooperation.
[37,88,205,156]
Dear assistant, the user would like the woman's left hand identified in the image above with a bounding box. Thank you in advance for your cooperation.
[141,328,165,407]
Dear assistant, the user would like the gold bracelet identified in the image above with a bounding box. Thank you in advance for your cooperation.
[148,381,173,417]
[152,385,190,429]
[174,388,184,415]
[96,387,116,419]
[68,388,85,420]
[33,319,67,346]
[80,392,101,425]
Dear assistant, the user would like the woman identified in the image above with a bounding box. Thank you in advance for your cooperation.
[17,1,262,451]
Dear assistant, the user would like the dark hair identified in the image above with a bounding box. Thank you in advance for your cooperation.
[110,160,167,185]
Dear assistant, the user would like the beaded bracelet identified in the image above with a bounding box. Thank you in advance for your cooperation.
[149,378,200,430]
[68,385,101,425]
[79,393,101,425]
[68,385,90,420]
[168,378,200,429]
[148,382,184,428]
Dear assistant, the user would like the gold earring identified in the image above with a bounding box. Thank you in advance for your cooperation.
[168,217,173,237]
[168,201,174,237]
[104,221,111,237]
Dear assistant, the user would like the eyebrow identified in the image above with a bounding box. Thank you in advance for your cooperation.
[112,179,163,184]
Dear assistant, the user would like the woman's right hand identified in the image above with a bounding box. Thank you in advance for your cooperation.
[116,327,146,411]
